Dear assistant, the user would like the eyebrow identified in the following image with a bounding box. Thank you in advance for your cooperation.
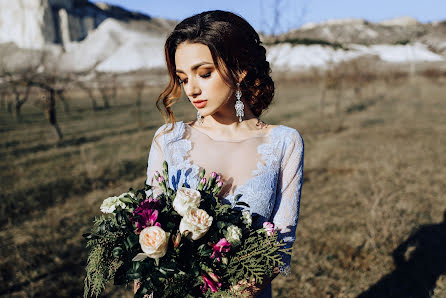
[175,62,214,73]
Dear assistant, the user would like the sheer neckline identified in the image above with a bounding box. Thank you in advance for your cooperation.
[176,121,283,199]
[184,121,279,143]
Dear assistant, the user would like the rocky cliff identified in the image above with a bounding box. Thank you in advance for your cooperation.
[0,0,159,49]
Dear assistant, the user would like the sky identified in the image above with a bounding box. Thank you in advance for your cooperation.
[101,0,446,34]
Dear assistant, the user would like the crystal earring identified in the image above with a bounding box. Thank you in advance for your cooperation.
[197,111,203,125]
[235,83,244,122]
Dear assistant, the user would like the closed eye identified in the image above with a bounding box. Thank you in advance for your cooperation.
[177,76,187,85]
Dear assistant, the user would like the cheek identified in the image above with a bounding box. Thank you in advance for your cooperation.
[207,77,232,99]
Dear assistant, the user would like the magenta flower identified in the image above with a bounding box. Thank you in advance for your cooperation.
[131,196,161,233]
[263,222,275,236]
[200,273,221,293]
[210,238,231,262]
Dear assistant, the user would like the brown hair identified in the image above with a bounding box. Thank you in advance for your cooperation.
[157,10,274,130]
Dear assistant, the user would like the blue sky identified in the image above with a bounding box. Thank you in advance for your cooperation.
[103,0,446,33]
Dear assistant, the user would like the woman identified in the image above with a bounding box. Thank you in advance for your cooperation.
[143,10,304,297]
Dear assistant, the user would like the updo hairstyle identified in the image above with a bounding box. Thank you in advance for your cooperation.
[157,10,275,129]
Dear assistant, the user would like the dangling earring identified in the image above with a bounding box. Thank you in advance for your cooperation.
[235,83,244,122]
[197,111,203,125]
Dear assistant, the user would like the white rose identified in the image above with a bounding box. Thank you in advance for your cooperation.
[118,192,135,199]
[241,210,252,227]
[133,226,170,261]
[224,225,242,246]
[179,208,213,240]
[173,187,201,217]
[100,195,126,213]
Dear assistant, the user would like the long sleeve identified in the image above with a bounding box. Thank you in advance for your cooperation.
[146,125,167,195]
[270,130,304,275]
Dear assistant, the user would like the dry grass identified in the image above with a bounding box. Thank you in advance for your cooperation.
[0,73,445,297]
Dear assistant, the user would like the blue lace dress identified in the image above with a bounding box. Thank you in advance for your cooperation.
[146,121,304,297]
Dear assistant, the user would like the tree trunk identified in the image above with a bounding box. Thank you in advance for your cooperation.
[13,84,31,122]
[57,90,70,114]
[14,94,22,121]
[46,89,63,140]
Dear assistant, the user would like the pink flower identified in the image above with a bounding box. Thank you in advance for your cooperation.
[210,172,217,178]
[263,222,275,236]
[200,273,222,293]
[210,238,231,262]
[217,181,223,187]
[131,197,161,233]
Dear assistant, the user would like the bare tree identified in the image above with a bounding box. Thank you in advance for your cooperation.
[95,72,118,109]
[76,80,99,111]
[0,65,36,121]
[27,72,69,140]
[260,0,310,35]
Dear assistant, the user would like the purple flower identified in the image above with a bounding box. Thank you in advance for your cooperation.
[210,238,231,262]
[200,273,221,293]
[131,196,161,233]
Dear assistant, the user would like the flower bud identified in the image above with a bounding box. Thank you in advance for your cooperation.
[172,232,181,248]
[197,177,206,191]
[207,271,220,283]
[210,172,217,178]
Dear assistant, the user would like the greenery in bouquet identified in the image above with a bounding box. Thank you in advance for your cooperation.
[83,161,290,298]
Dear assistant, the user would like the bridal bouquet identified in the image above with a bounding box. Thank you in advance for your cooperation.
[83,161,289,297]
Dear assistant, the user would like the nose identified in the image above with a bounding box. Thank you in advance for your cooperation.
[184,77,201,98]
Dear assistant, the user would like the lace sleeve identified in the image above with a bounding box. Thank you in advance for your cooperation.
[146,125,167,196]
[271,130,304,276]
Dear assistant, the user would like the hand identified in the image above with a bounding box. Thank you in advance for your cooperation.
[133,280,153,298]
[230,278,259,297]
[133,280,141,294]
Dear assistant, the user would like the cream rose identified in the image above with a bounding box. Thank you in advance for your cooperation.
[179,208,213,240]
[173,187,201,217]
[224,225,242,246]
[133,226,170,261]
[100,195,126,213]
[241,210,252,227]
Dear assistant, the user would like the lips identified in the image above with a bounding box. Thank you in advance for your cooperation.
[193,100,207,109]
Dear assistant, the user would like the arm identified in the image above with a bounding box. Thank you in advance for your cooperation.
[240,131,304,296]
[270,130,304,275]
[145,125,166,197]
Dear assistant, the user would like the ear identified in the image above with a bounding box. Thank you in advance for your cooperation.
[237,70,248,83]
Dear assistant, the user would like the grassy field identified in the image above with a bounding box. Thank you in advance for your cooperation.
[0,73,445,297]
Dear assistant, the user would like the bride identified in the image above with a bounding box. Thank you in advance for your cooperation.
[139,10,304,298]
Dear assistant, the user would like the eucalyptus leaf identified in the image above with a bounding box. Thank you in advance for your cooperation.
[112,246,123,257]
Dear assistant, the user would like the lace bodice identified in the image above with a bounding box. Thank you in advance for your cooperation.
[145,121,304,279]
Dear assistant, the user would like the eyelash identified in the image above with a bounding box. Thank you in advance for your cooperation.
[177,72,211,85]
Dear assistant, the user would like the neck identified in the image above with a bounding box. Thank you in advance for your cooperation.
[199,99,260,136]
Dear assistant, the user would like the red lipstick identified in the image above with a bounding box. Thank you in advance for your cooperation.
[193,100,207,108]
